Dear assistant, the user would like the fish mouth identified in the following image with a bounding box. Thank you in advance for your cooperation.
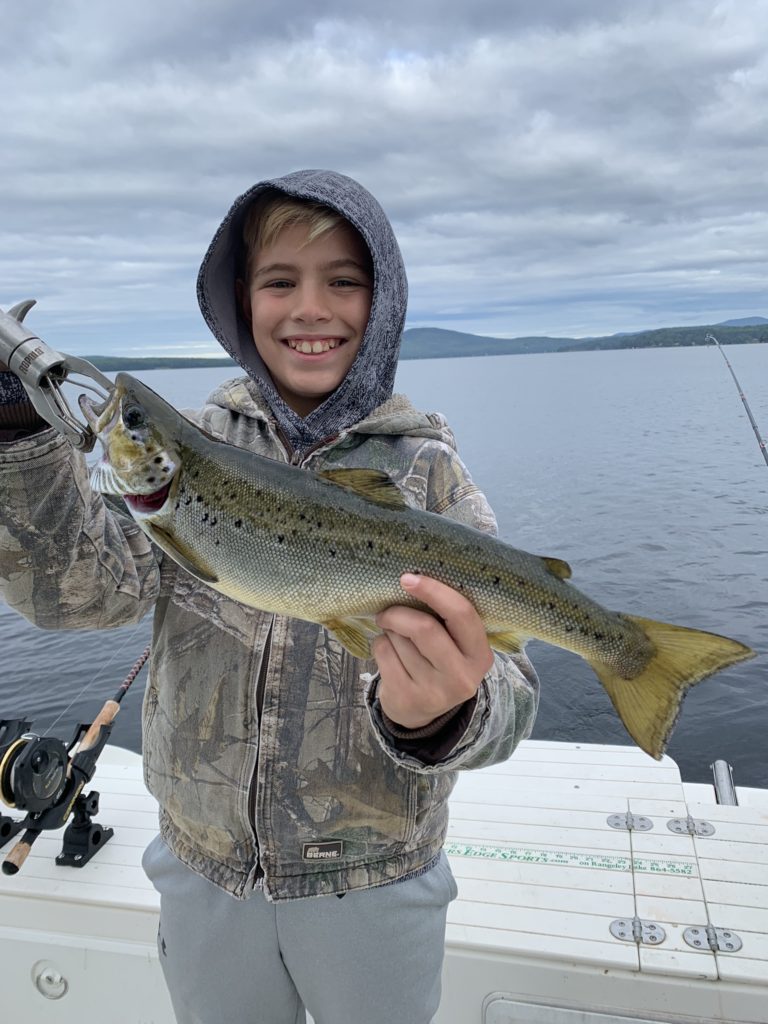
[124,481,173,514]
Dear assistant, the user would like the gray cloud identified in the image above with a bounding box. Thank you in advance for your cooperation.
[1,0,766,354]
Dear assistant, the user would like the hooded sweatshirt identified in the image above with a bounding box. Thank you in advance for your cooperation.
[197,169,408,453]
[0,170,539,900]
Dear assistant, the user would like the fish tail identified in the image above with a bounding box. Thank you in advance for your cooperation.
[588,615,754,760]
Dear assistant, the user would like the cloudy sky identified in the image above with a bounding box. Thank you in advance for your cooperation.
[1,0,766,357]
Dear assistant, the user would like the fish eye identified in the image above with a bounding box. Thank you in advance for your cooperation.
[122,403,146,430]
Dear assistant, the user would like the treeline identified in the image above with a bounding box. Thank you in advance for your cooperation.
[79,323,767,369]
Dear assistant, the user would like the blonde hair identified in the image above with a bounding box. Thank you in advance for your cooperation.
[241,193,352,280]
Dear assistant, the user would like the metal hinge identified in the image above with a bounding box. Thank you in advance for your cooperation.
[667,815,715,836]
[683,925,743,952]
[610,917,666,945]
[607,811,653,831]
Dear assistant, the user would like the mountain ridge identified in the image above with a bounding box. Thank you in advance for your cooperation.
[79,318,767,369]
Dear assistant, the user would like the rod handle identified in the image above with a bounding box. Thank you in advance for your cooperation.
[2,828,40,874]
[68,700,120,773]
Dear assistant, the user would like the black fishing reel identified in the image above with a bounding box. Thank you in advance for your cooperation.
[0,643,150,875]
[0,722,69,812]
[0,715,117,874]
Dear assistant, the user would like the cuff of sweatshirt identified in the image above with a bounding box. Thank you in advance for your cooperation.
[370,682,478,766]
[0,372,48,439]
[0,402,49,440]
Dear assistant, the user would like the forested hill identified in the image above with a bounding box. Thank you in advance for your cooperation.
[80,319,767,369]
[398,321,768,360]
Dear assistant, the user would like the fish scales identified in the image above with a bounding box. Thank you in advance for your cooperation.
[171,436,645,671]
[79,374,755,760]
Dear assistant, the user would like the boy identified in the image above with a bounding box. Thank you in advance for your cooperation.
[0,170,538,1024]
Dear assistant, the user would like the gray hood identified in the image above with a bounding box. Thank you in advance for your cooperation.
[197,169,408,454]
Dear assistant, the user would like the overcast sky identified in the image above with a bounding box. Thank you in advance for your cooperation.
[1,0,766,357]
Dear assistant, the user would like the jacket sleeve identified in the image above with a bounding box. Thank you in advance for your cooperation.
[364,436,539,773]
[0,427,161,630]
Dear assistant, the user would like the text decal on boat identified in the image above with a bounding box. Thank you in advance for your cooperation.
[444,841,695,876]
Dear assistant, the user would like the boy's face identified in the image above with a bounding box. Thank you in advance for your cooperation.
[238,221,373,418]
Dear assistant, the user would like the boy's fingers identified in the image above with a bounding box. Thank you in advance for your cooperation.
[398,573,491,662]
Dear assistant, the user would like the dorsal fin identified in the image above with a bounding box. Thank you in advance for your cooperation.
[541,555,572,580]
[317,468,409,510]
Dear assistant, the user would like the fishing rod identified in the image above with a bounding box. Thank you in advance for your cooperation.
[706,332,768,469]
[0,644,151,875]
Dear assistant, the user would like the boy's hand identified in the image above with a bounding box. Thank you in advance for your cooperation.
[372,574,494,731]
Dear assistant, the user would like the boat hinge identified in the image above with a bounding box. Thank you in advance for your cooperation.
[666,815,715,836]
[606,811,653,831]
[610,917,666,945]
[683,925,743,953]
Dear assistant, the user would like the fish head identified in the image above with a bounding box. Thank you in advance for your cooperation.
[79,373,182,517]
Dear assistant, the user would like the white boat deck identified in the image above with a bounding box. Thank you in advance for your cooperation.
[1,740,766,1022]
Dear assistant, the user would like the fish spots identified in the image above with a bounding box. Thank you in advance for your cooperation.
[235,519,242,528]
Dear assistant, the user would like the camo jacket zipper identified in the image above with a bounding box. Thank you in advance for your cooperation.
[248,617,273,888]
[247,427,343,889]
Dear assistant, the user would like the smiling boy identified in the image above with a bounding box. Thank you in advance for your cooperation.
[236,203,373,415]
[0,170,539,1023]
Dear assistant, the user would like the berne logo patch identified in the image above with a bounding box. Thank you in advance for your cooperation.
[302,841,344,860]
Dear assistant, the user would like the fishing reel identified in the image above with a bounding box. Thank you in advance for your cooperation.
[0,722,69,812]
[0,715,117,874]
[0,644,150,875]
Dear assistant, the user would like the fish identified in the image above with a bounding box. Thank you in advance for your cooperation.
[79,373,755,760]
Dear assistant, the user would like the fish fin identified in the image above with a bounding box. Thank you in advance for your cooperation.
[323,617,377,659]
[589,615,754,760]
[317,469,409,510]
[486,631,525,655]
[142,522,220,585]
[541,556,572,580]
[90,462,127,497]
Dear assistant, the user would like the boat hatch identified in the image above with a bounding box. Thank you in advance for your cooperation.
[484,999,675,1023]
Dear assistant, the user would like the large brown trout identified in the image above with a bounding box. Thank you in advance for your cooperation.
[80,374,754,760]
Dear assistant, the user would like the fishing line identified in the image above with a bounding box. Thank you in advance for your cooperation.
[706,333,768,469]
[43,619,150,737]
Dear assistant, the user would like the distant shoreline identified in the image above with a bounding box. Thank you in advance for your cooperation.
[81,327,767,371]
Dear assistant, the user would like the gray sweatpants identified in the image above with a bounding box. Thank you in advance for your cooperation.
[142,835,457,1024]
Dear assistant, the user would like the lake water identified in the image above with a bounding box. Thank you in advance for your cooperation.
[1,344,766,787]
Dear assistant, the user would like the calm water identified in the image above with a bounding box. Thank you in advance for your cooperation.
[1,345,765,786]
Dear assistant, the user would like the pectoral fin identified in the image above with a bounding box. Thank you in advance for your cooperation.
[323,617,378,659]
[142,522,219,584]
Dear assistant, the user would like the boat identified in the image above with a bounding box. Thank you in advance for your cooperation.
[1,739,766,1023]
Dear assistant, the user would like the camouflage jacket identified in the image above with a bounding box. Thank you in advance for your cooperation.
[0,377,538,901]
